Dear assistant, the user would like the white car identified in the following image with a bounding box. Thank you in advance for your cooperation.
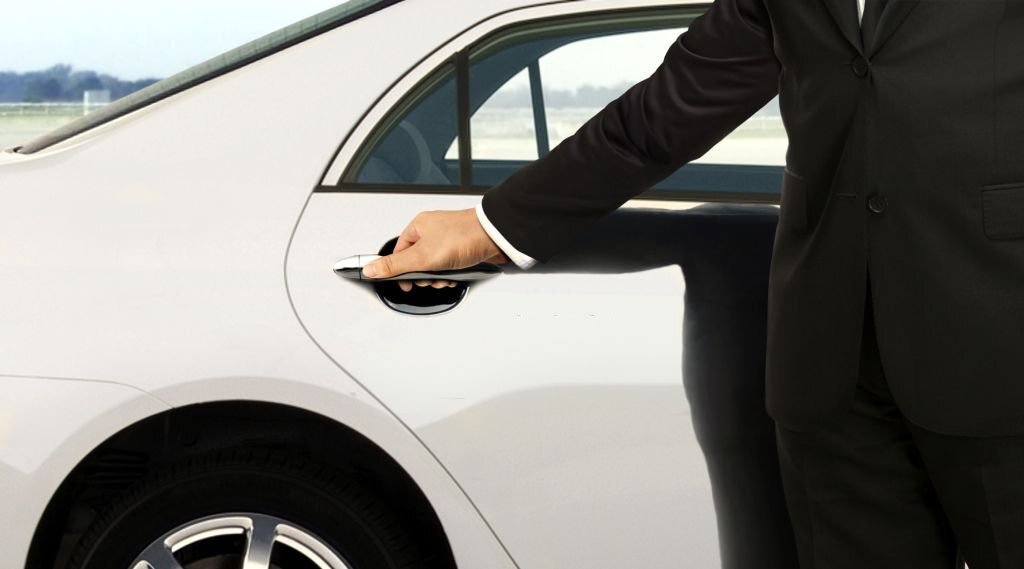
[0,1,790,568]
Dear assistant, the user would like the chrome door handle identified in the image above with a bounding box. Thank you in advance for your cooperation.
[333,255,502,282]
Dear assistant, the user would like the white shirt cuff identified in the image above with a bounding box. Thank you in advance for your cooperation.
[475,201,537,270]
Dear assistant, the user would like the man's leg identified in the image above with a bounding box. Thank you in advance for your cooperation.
[774,284,959,568]
[909,421,1024,568]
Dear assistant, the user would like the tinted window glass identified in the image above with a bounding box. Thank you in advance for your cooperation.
[354,62,460,186]
[347,9,785,199]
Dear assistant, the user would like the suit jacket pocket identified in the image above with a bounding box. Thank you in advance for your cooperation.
[982,182,1024,240]
[780,169,809,233]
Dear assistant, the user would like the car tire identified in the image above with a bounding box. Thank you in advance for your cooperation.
[66,448,428,569]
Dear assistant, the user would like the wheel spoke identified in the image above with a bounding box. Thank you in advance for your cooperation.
[241,515,278,569]
[136,543,186,569]
[131,512,350,569]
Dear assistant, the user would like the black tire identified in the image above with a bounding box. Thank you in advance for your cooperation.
[67,448,428,569]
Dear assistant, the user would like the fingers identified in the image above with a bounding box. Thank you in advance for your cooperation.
[396,279,457,293]
[364,245,425,279]
[392,215,423,254]
[366,207,502,282]
[365,217,424,279]
[410,279,457,289]
[422,280,457,289]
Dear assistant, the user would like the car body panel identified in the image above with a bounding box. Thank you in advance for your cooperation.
[0,0,719,567]
[289,1,719,565]
[0,376,169,566]
[288,193,718,568]
[0,5,525,567]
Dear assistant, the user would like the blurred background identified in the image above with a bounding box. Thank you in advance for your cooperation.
[0,0,343,148]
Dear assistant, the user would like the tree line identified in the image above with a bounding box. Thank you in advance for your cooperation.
[0,65,160,103]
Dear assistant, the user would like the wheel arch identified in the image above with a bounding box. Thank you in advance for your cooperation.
[26,399,458,569]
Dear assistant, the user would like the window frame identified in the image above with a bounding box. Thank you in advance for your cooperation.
[320,3,782,205]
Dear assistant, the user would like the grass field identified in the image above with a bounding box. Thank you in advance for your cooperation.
[0,110,82,149]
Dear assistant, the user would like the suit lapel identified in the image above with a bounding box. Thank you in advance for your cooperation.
[866,0,921,57]
[820,0,865,55]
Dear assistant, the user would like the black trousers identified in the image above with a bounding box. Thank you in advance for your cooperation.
[775,280,1024,569]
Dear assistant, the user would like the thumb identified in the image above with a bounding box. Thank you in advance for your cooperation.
[363,247,426,279]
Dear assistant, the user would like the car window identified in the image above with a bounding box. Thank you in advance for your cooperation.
[353,61,461,187]
[345,7,786,201]
[459,67,537,162]
[539,29,784,168]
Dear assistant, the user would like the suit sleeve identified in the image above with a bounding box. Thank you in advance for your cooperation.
[479,0,780,263]
[475,202,537,269]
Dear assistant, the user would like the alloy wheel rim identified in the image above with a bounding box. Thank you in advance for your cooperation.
[129,513,354,569]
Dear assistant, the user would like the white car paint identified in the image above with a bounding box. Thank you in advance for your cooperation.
[0,0,719,567]
[0,376,168,565]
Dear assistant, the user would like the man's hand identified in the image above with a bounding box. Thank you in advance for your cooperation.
[363,208,509,292]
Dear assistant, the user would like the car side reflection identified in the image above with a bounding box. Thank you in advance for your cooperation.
[519,202,797,568]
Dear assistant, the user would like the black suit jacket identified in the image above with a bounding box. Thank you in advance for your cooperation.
[481,0,1024,436]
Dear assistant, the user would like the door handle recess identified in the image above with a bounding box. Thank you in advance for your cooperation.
[334,255,502,282]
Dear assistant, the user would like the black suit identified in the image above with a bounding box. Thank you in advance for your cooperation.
[480,0,1024,566]
[482,0,1024,437]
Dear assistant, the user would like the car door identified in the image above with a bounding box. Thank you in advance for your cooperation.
[287,3,787,568]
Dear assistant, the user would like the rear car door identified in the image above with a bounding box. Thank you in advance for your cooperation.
[287,3,787,567]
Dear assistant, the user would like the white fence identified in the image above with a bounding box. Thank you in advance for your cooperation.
[0,102,109,117]
[0,103,113,148]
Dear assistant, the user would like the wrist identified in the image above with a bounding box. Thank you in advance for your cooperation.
[470,209,503,259]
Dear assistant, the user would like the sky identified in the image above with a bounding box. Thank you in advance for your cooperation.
[0,0,344,79]
[0,0,687,88]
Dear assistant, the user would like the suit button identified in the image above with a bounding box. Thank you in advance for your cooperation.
[867,194,888,214]
[851,56,870,77]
